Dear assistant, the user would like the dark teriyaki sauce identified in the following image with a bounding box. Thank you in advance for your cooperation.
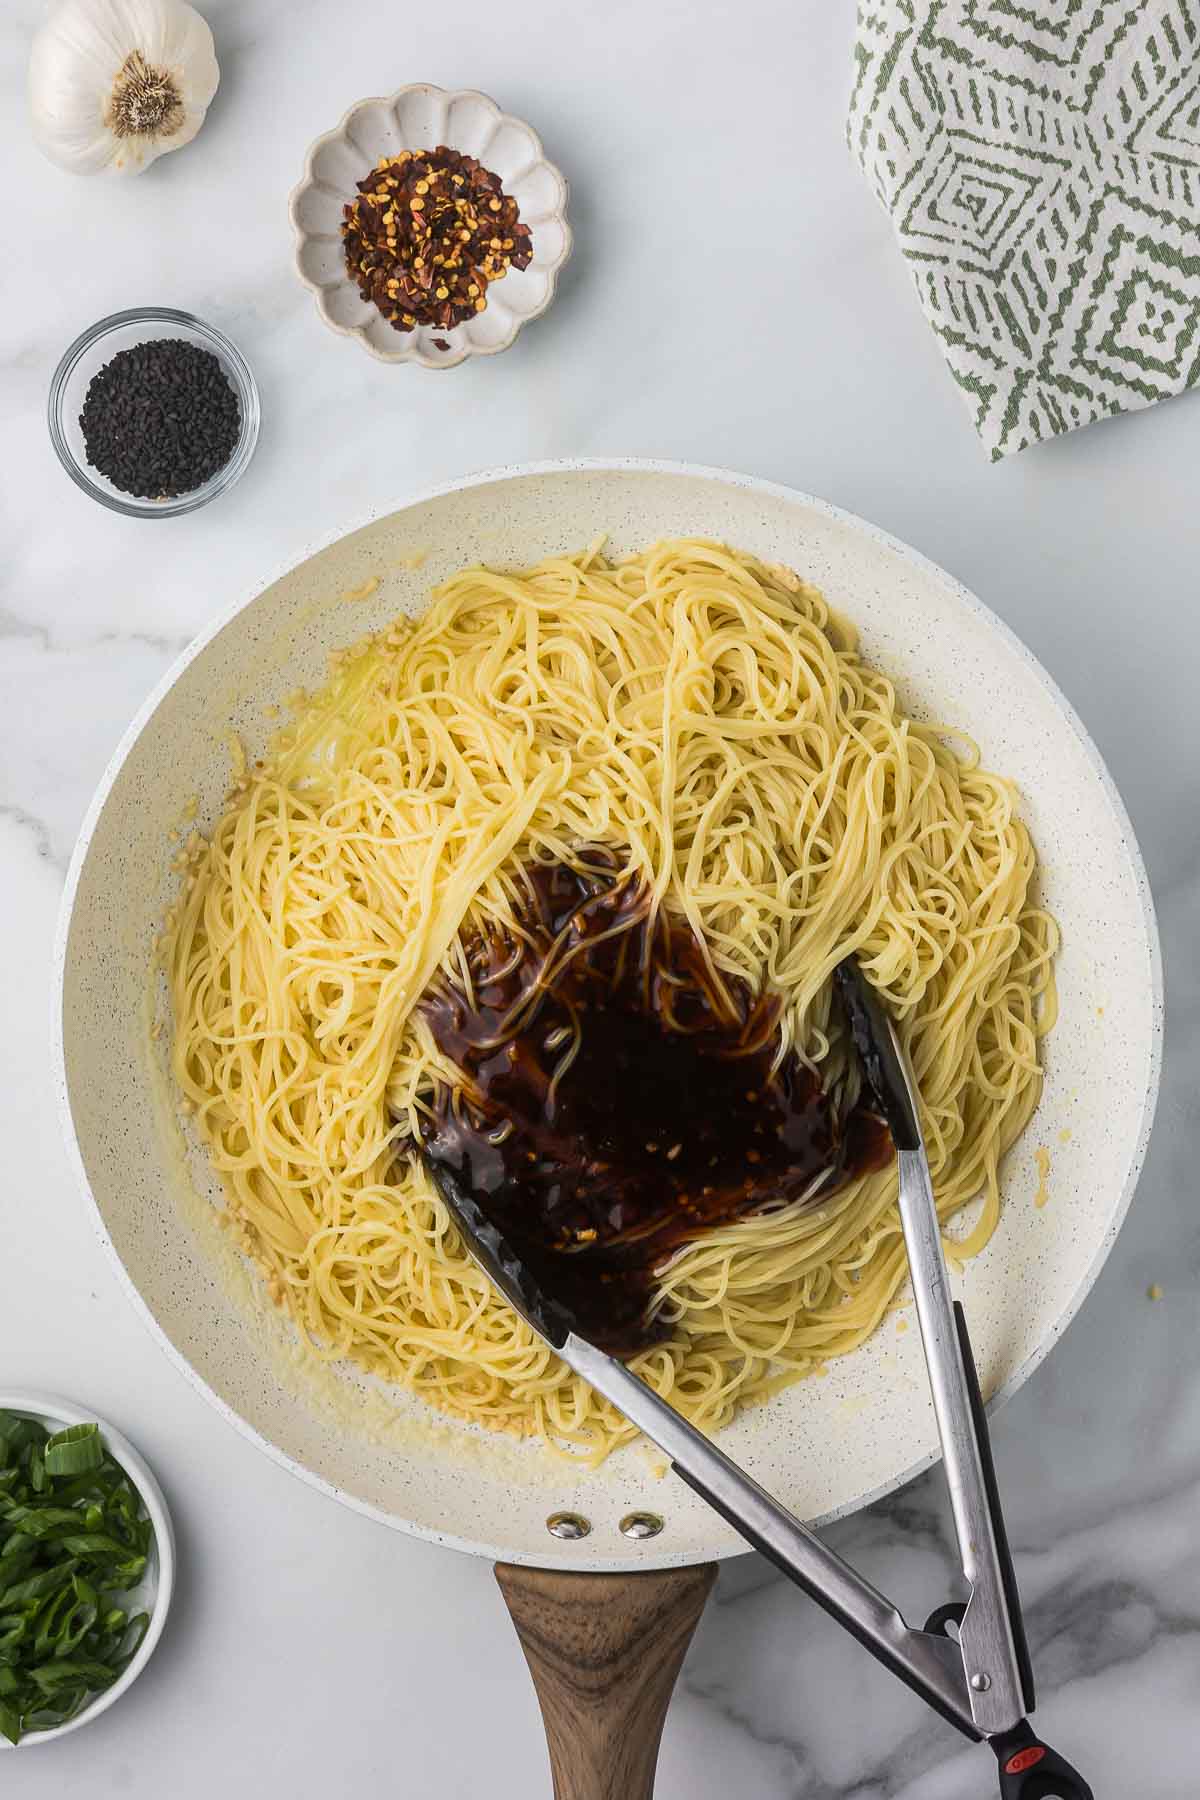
[418,854,889,1354]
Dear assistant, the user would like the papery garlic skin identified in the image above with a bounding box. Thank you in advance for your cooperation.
[29,0,219,176]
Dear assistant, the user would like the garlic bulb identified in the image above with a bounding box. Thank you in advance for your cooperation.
[29,0,219,176]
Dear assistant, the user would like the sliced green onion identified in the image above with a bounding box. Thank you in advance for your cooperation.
[59,1532,136,1559]
[118,1613,150,1658]
[0,1542,38,1587]
[0,1562,78,1609]
[43,1425,104,1479]
[0,1415,31,1451]
[0,1412,156,1744]
[1,1505,89,1539]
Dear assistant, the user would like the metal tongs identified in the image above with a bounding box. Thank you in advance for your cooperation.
[425,958,1092,1798]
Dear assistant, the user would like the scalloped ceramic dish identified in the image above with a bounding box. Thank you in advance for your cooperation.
[289,85,571,369]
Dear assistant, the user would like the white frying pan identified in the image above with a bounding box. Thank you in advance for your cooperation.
[54,462,1161,1794]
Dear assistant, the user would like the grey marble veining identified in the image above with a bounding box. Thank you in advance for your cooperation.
[2,2,1197,1794]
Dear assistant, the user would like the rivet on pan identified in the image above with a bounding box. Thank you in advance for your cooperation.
[970,1672,991,1693]
[546,1512,591,1540]
[619,1512,664,1540]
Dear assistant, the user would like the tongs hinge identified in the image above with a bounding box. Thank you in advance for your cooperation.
[561,1333,983,1738]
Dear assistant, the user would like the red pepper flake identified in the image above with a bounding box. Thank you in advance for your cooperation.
[341,146,533,335]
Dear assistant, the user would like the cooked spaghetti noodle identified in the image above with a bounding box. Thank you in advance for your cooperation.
[166,539,1056,1457]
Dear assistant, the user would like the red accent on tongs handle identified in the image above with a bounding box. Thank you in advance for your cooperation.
[992,1719,1093,1799]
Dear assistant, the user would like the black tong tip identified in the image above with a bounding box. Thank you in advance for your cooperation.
[833,957,921,1153]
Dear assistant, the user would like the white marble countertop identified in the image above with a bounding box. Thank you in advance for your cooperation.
[2,2,1197,1794]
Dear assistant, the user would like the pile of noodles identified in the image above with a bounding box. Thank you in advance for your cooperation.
[166,539,1056,1458]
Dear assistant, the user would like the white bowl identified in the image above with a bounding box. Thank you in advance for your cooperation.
[0,1393,175,1749]
[289,85,571,369]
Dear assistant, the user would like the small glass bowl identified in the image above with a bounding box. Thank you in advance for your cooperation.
[48,307,260,518]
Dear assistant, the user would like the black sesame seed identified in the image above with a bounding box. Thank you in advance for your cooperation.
[79,338,241,501]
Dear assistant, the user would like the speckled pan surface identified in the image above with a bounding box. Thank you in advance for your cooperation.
[289,85,571,368]
[54,461,1162,1572]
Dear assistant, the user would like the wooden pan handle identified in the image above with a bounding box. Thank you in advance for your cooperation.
[495,1561,717,1800]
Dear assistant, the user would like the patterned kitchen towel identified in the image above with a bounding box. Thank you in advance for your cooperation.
[849,3,1200,458]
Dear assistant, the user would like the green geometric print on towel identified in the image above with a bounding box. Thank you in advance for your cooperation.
[849,1,1200,457]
